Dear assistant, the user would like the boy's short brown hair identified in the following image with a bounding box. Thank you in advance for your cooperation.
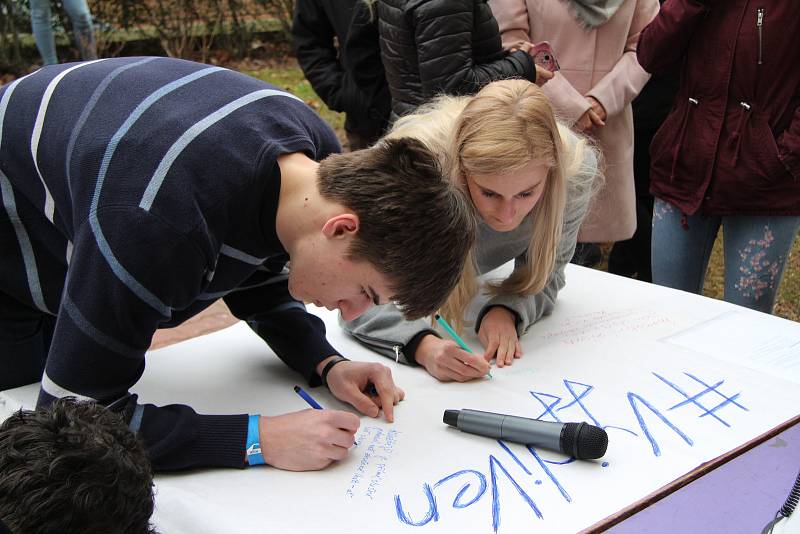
[318,138,476,319]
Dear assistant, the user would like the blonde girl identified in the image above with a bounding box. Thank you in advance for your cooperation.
[343,79,599,381]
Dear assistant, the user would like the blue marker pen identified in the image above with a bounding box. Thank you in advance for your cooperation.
[294,385,323,409]
[294,385,358,446]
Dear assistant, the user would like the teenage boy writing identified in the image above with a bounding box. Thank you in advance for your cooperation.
[0,57,475,471]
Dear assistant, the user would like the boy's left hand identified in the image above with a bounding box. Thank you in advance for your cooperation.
[324,360,405,422]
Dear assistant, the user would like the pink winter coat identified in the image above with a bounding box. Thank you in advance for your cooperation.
[488,0,659,242]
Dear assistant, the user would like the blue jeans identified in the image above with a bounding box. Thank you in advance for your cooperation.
[29,0,96,65]
[651,198,799,313]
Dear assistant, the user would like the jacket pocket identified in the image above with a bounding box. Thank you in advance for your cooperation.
[719,114,788,183]
[649,97,701,181]
[755,119,790,181]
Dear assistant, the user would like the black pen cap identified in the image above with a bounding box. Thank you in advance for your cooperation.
[443,409,460,427]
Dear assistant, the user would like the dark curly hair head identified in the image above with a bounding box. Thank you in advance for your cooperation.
[0,398,155,534]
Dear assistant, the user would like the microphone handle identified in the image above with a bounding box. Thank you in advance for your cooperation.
[456,409,564,454]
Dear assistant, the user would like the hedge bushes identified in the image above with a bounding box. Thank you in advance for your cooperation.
[0,0,292,73]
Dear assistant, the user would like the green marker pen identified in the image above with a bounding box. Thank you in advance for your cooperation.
[435,314,493,379]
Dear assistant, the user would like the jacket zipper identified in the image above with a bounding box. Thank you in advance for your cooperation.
[731,102,752,165]
[350,331,404,361]
[757,8,764,65]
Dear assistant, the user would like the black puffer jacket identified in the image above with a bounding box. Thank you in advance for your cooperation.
[378,0,537,118]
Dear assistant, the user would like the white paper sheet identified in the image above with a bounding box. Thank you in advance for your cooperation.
[3,266,798,533]
[663,310,800,384]
[139,267,800,533]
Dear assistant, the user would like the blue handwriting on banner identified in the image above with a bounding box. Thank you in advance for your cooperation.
[392,371,748,532]
[345,427,400,499]
[530,379,638,437]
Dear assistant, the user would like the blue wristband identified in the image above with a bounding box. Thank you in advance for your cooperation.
[245,414,265,466]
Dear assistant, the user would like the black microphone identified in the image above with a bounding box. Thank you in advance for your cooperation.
[443,409,608,460]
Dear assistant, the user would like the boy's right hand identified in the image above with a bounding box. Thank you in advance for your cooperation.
[259,409,360,471]
[414,335,491,382]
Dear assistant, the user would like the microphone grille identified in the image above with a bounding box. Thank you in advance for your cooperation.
[562,422,609,460]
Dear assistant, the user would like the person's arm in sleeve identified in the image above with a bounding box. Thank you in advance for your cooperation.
[488,0,532,48]
[343,300,491,382]
[226,269,406,443]
[414,0,537,99]
[476,140,598,336]
[346,0,391,126]
[339,303,437,366]
[776,90,800,180]
[223,268,337,386]
[292,0,348,112]
[637,0,710,75]
[585,0,659,119]
[38,208,249,471]
[543,74,594,125]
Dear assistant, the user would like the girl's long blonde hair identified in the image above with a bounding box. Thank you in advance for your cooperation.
[387,79,596,332]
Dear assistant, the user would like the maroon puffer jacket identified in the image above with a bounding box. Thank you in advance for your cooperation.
[637,0,800,216]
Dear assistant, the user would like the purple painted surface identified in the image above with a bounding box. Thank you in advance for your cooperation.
[607,422,800,534]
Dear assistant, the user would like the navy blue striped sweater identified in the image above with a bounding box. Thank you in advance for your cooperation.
[0,57,342,470]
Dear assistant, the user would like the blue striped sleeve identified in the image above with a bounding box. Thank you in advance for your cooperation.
[224,271,338,386]
[38,206,249,469]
